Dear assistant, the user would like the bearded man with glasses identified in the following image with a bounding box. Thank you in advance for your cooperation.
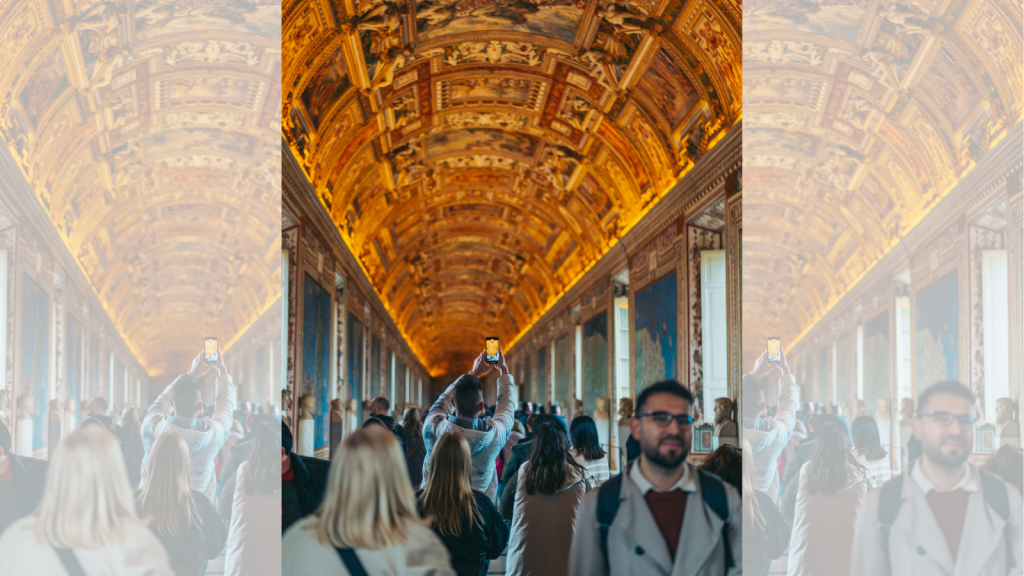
[851,380,1023,576]
[569,380,742,576]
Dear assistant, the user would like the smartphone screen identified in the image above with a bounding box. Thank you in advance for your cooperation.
[485,337,499,364]
[767,337,781,363]
[204,337,219,364]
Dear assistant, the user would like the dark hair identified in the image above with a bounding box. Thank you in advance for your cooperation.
[90,397,109,413]
[526,413,539,433]
[982,445,1023,495]
[170,374,202,414]
[917,380,973,415]
[0,420,10,454]
[523,422,585,495]
[697,444,742,492]
[851,416,886,461]
[806,415,865,495]
[635,380,694,415]
[452,374,483,416]
[569,415,605,461]
[741,374,764,416]
[282,421,293,456]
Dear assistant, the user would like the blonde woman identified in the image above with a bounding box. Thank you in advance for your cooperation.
[0,426,173,575]
[224,420,282,576]
[136,433,227,576]
[282,425,455,576]
[418,431,508,576]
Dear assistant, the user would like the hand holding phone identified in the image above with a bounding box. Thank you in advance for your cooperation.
[485,337,500,364]
[767,337,781,364]
[203,337,219,364]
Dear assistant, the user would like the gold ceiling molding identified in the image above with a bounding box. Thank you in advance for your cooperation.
[0,0,282,376]
[284,0,741,374]
[742,0,1023,366]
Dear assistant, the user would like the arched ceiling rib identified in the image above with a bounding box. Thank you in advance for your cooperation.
[0,0,282,375]
[284,0,742,374]
[743,0,1023,366]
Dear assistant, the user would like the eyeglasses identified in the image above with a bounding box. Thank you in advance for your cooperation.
[638,411,695,427]
[919,412,975,427]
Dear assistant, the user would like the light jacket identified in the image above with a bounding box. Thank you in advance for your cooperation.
[568,462,743,576]
[850,464,1024,576]
[224,461,282,576]
[282,515,456,576]
[0,515,174,575]
[743,373,797,502]
[422,373,516,502]
[141,373,235,503]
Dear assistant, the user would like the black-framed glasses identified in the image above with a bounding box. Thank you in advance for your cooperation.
[919,411,975,427]
[638,411,695,427]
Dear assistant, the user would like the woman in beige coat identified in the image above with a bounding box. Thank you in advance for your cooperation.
[788,415,873,576]
[507,422,594,576]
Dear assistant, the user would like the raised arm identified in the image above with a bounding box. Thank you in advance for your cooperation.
[207,351,235,446]
[770,347,797,444]
[489,348,516,447]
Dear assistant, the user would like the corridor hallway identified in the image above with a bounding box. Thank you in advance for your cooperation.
[281,0,743,459]
[0,0,283,457]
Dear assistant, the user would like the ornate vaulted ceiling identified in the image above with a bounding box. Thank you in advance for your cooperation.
[743,0,1022,364]
[284,0,741,373]
[0,0,282,375]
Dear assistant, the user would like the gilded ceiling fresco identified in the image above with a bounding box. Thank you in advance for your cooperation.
[743,0,1022,365]
[284,0,742,373]
[0,0,282,375]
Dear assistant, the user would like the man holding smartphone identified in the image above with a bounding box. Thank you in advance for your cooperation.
[742,345,797,505]
[422,347,516,503]
[139,348,235,502]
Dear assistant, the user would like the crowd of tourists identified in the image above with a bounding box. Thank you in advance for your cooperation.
[0,340,1019,576]
[0,349,281,575]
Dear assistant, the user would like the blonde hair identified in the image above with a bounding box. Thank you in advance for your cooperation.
[420,432,482,536]
[312,425,425,549]
[34,426,143,548]
[137,432,200,537]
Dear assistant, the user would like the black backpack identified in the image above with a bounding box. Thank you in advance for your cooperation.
[878,470,1013,567]
[597,467,734,570]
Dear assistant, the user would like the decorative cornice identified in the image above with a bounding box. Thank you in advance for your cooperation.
[507,121,742,358]
[282,138,431,380]
[0,141,148,378]
[793,121,1024,353]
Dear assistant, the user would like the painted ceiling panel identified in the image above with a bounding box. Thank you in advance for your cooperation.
[0,0,282,375]
[743,0,1022,367]
[285,0,741,374]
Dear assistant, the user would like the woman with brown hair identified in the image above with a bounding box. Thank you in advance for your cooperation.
[403,406,427,488]
[282,425,454,575]
[788,415,872,576]
[418,431,508,576]
[507,421,593,576]
[136,432,227,576]
[120,407,145,490]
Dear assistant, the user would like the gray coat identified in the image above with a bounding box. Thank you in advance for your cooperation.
[569,462,743,576]
[850,467,1023,576]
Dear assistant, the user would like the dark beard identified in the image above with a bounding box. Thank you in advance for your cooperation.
[925,437,969,469]
[642,437,689,469]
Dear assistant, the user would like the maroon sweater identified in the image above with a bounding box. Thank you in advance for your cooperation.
[926,490,970,559]
[644,490,688,560]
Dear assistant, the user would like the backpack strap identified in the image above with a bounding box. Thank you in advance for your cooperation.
[697,469,734,570]
[979,469,1014,569]
[335,547,369,576]
[54,548,87,576]
[979,469,1010,521]
[877,473,904,569]
[597,473,624,571]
